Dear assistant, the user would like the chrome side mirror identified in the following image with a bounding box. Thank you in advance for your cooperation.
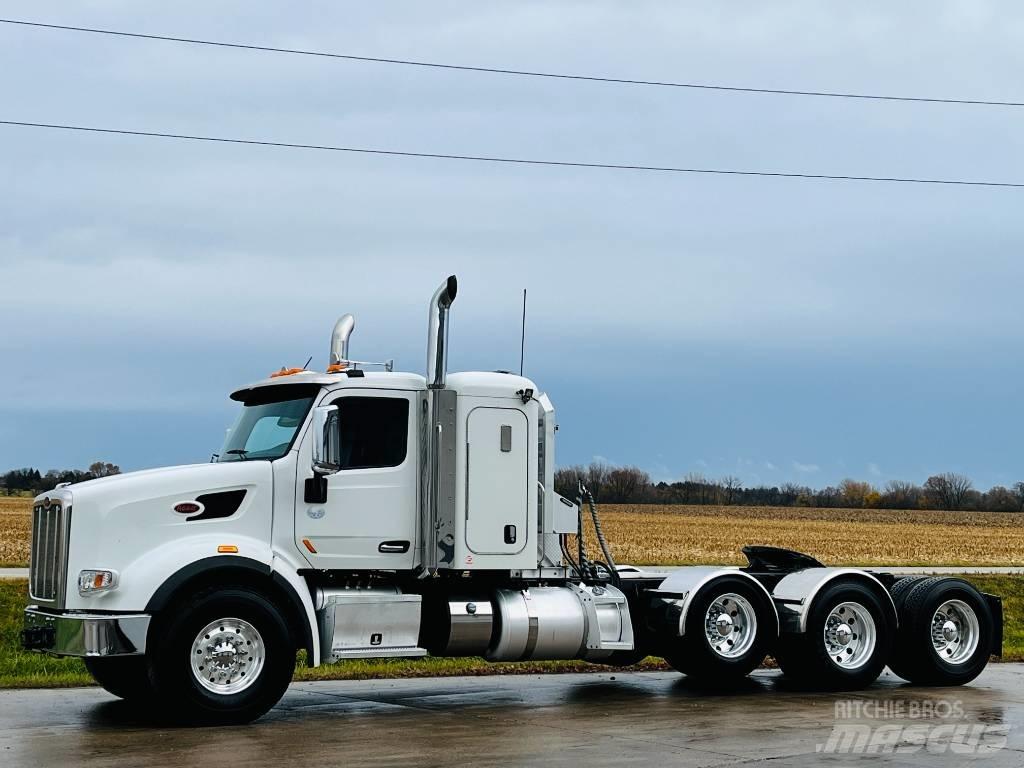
[311,405,340,474]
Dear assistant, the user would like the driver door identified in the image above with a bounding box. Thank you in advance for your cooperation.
[295,389,418,570]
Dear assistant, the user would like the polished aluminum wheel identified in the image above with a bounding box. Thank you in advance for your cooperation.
[190,617,265,695]
[703,593,757,659]
[823,601,876,669]
[931,599,980,665]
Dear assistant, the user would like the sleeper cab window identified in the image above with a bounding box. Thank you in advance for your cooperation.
[331,396,410,469]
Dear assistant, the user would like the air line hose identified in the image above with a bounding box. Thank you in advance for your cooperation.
[577,482,621,586]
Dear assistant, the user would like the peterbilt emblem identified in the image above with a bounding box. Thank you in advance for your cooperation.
[173,501,203,516]
[307,507,325,519]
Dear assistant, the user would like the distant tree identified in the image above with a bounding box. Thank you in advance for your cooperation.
[1013,482,1024,512]
[720,475,742,505]
[815,486,842,508]
[583,462,611,501]
[984,486,1018,512]
[839,479,876,508]
[2,468,41,493]
[923,473,973,511]
[88,461,121,478]
[604,466,651,503]
[882,480,922,510]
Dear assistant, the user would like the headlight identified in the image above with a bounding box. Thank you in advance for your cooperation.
[78,570,118,596]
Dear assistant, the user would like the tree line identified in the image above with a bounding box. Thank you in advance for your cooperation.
[5,459,1021,513]
[1,462,121,495]
[554,463,1024,512]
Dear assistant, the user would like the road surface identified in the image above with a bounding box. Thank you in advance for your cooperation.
[2,666,1023,767]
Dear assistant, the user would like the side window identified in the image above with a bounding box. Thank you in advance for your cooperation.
[333,396,410,470]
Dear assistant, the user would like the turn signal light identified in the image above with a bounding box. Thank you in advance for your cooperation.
[302,539,317,554]
[217,545,239,554]
[78,569,117,596]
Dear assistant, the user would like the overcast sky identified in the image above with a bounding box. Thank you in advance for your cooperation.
[2,1,1023,489]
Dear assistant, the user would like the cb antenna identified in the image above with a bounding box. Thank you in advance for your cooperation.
[519,288,527,376]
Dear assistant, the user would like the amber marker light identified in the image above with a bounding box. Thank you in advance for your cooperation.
[217,545,239,554]
[302,539,317,554]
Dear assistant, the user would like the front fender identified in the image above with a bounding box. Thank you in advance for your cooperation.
[86,536,319,667]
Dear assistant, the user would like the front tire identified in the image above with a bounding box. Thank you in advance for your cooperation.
[663,576,777,683]
[149,586,295,725]
[85,656,154,701]
[776,580,892,690]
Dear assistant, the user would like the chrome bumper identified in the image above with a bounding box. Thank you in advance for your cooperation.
[22,607,150,657]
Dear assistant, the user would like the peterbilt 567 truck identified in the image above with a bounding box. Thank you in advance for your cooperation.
[22,276,1002,724]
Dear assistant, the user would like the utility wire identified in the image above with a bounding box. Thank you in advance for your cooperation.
[2,18,1023,109]
[2,119,1022,188]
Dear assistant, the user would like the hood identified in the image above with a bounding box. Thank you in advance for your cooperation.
[63,461,273,515]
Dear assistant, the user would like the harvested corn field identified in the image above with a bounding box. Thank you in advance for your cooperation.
[0,498,31,567]
[585,504,1024,566]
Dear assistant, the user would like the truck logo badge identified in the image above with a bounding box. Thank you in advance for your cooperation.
[173,501,203,516]
[370,633,382,646]
[307,507,325,519]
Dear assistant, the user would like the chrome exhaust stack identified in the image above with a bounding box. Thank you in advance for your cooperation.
[329,314,355,368]
[421,275,458,576]
[426,275,458,389]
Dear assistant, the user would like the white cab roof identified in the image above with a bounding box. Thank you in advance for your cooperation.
[231,369,536,401]
[231,370,427,400]
[447,371,537,398]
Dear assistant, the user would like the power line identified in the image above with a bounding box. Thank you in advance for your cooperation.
[2,118,1022,188]
[2,17,1022,109]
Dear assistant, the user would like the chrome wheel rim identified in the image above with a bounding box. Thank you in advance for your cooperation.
[931,599,980,665]
[190,617,265,695]
[704,592,757,659]
[823,601,876,669]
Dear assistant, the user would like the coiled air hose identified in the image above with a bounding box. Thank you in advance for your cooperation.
[575,482,621,586]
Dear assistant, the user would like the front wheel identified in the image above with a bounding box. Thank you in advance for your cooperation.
[149,586,295,725]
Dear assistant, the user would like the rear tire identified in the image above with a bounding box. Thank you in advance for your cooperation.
[663,576,776,683]
[775,580,892,690]
[889,577,993,686]
[149,585,295,725]
[885,576,929,680]
[889,576,927,611]
[85,656,154,701]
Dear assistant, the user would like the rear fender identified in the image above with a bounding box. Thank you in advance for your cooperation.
[772,568,897,634]
[649,566,779,638]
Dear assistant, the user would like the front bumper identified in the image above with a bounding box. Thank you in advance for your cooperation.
[21,607,150,657]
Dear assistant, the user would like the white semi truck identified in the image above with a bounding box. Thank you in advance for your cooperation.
[22,276,1002,724]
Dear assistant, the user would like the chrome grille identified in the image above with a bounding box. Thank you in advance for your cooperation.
[29,502,70,604]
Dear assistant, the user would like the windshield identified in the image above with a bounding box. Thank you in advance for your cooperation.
[217,390,316,462]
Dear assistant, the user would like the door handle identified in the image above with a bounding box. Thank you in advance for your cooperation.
[379,541,410,554]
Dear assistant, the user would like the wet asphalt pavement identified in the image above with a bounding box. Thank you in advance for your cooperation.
[2,665,1023,767]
